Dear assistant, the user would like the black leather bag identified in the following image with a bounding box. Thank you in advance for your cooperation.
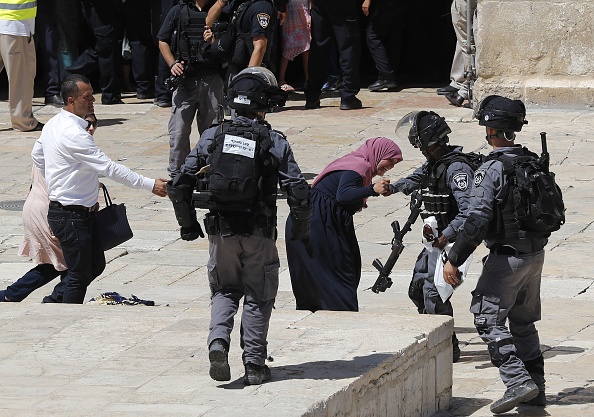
[96,185,133,250]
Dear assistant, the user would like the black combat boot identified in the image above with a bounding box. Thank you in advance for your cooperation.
[243,363,271,385]
[209,339,231,381]
[490,380,539,414]
[522,355,546,406]
[452,333,461,363]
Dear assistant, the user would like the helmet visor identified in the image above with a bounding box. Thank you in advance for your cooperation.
[395,111,421,146]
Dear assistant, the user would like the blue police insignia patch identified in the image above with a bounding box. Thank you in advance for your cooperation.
[257,13,270,28]
[474,169,486,187]
[453,173,469,191]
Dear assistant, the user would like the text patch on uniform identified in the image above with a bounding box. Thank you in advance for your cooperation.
[223,135,256,158]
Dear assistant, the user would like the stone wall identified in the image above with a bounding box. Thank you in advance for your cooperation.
[302,319,453,417]
[475,0,594,108]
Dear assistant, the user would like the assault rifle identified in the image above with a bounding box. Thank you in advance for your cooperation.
[369,191,423,293]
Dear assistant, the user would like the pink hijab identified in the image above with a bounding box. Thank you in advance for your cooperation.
[313,137,403,187]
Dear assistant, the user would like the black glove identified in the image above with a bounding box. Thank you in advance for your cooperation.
[180,220,204,241]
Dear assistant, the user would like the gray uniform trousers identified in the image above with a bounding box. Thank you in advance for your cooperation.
[167,74,223,177]
[412,248,454,316]
[471,250,545,389]
[206,230,280,366]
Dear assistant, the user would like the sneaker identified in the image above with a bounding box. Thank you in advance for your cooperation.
[436,85,458,95]
[522,390,546,406]
[490,380,539,414]
[321,75,339,91]
[243,363,271,386]
[208,339,231,381]
[340,96,362,110]
[368,79,398,92]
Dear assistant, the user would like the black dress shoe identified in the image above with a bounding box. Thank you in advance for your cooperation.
[340,96,362,110]
[44,94,64,107]
[154,99,172,108]
[445,92,465,107]
[368,79,398,92]
[437,85,459,95]
[30,122,44,132]
[137,91,155,100]
[305,99,320,109]
[101,98,125,105]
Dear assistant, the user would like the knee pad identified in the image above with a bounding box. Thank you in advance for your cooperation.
[487,338,514,367]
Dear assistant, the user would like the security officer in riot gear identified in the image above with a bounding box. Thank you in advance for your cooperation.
[444,95,546,413]
[389,110,478,362]
[158,0,225,178]
[167,66,312,386]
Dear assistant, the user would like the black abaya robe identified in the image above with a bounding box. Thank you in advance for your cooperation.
[286,170,378,311]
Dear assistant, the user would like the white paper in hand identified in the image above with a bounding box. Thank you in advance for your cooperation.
[434,243,473,303]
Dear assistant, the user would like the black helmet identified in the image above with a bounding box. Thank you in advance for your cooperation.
[475,95,528,132]
[395,111,451,151]
[227,66,288,112]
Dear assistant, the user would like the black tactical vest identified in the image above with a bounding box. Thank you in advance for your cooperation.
[421,151,481,231]
[195,120,279,216]
[177,3,209,64]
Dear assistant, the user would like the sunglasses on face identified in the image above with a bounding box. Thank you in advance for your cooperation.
[86,120,98,130]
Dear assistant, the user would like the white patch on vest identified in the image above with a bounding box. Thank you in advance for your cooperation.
[233,95,251,105]
[223,134,256,158]
[453,173,469,191]
[474,169,486,187]
[258,13,270,28]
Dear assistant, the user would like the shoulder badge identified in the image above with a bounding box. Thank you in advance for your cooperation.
[474,169,486,187]
[452,173,469,191]
[257,13,270,28]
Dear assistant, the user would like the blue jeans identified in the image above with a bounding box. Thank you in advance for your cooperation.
[47,206,106,304]
[0,264,66,302]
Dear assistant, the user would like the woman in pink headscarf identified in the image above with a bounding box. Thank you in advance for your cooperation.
[286,137,403,312]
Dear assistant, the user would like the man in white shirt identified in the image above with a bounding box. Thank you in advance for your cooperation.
[0,0,43,131]
[31,74,168,304]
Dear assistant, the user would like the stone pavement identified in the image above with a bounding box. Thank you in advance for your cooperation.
[0,88,593,416]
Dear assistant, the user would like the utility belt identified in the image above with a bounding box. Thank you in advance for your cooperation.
[49,200,98,213]
[204,212,276,239]
[489,245,530,257]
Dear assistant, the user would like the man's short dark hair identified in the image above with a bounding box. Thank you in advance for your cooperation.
[61,74,92,104]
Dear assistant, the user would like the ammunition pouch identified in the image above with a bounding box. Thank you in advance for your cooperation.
[421,191,452,232]
[204,212,276,239]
